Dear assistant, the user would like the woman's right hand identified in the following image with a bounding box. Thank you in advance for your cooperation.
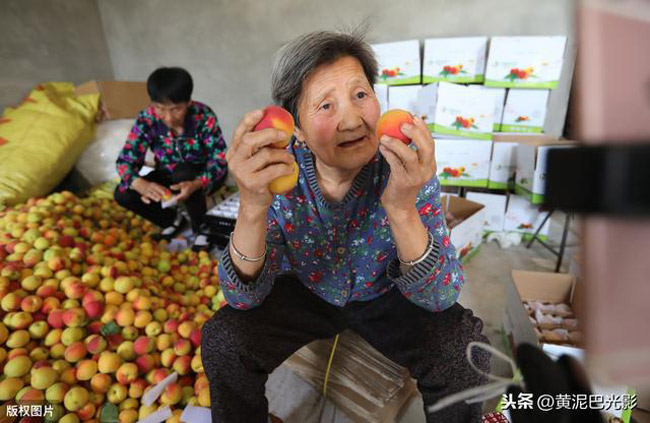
[131,179,168,204]
[226,109,296,217]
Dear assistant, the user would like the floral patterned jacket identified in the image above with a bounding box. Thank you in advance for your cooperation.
[116,101,227,193]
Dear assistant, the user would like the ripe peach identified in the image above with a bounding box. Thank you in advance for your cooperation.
[375,109,414,144]
[160,382,183,405]
[113,276,134,293]
[253,105,295,148]
[116,362,138,385]
[268,161,299,195]
[191,354,203,373]
[63,386,89,412]
[30,366,59,390]
[0,377,24,400]
[173,339,191,356]
[134,310,152,328]
[107,382,127,404]
[98,351,122,374]
[85,334,107,354]
[160,349,177,368]
[76,402,96,421]
[61,327,84,346]
[62,308,86,327]
[172,355,191,376]
[76,359,98,381]
[128,378,147,399]
[163,319,179,334]
[45,381,69,404]
[6,330,30,348]
[4,355,32,377]
[90,373,112,394]
[64,341,87,363]
[135,354,155,374]
[117,341,135,361]
[177,321,195,339]
[115,308,135,327]
[134,336,154,356]
[21,295,43,313]
[198,387,211,407]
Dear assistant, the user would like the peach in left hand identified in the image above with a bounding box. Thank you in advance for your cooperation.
[375,109,414,144]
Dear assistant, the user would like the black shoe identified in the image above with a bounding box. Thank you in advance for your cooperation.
[153,214,186,241]
[191,224,213,251]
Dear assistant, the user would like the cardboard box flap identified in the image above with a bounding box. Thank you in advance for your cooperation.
[75,80,150,120]
[442,195,485,219]
[510,270,575,303]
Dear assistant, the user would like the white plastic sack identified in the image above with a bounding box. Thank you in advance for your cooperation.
[75,118,134,186]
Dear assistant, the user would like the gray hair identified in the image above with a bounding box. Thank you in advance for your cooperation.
[271,29,378,126]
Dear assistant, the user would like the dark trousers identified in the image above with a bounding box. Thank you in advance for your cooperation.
[114,163,208,232]
[201,275,490,423]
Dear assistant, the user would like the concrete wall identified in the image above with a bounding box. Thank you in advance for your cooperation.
[97,0,575,142]
[0,0,114,112]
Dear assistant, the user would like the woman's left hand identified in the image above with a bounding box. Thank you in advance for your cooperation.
[379,115,437,215]
[170,179,203,202]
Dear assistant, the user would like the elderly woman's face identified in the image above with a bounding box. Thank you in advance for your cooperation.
[296,56,381,171]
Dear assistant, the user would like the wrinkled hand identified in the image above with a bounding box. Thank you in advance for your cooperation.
[132,179,168,205]
[225,109,296,217]
[379,115,437,214]
[170,180,203,202]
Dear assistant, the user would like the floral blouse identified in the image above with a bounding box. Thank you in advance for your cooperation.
[116,101,227,193]
[218,141,465,313]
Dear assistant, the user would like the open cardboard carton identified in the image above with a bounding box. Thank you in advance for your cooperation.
[502,270,636,422]
[75,80,150,121]
[503,270,583,352]
[515,138,576,204]
[441,195,485,262]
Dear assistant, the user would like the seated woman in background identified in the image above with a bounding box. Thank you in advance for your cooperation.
[114,67,227,250]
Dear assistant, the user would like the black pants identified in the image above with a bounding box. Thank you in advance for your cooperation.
[114,163,209,232]
[201,275,490,423]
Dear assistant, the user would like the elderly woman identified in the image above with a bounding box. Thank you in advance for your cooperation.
[201,31,490,423]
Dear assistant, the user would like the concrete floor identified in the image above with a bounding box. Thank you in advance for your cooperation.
[265,211,581,422]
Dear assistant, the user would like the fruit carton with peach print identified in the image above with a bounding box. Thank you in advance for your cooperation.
[371,40,421,86]
[423,37,488,84]
[435,138,493,188]
[504,195,551,240]
[441,195,485,263]
[485,36,567,89]
[501,89,550,133]
[515,139,576,204]
[432,82,496,140]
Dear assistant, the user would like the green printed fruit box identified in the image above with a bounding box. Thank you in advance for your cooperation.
[468,86,506,133]
[374,84,389,114]
[466,191,508,233]
[515,139,576,204]
[488,140,518,189]
[431,82,496,140]
[436,138,492,188]
[387,85,422,115]
[422,36,488,84]
[442,194,485,261]
[485,36,567,89]
[501,88,550,134]
[417,83,439,127]
[372,40,422,86]
[503,194,550,237]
